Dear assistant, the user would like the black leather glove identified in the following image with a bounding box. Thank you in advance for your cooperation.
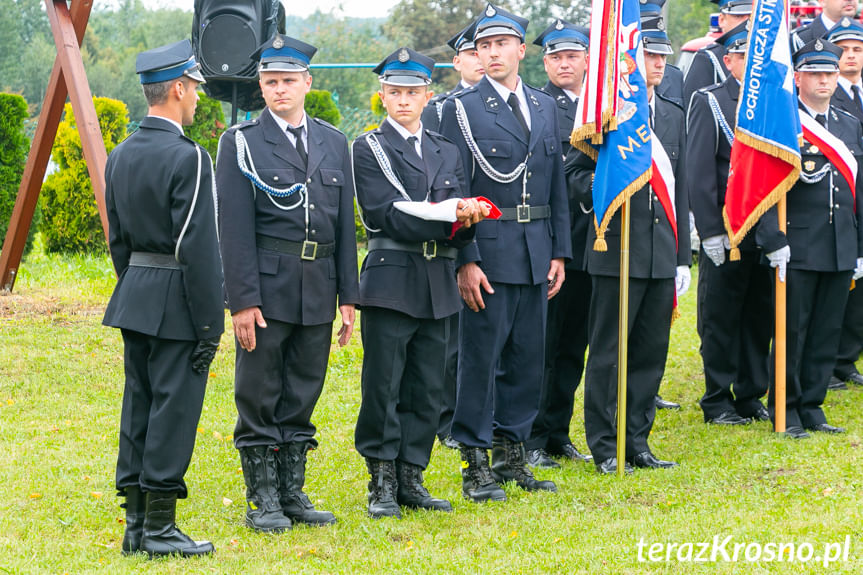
[190,336,220,374]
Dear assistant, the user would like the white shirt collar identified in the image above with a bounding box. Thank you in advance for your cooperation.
[385,116,424,158]
[267,109,308,145]
[486,75,531,130]
[820,13,838,31]
[800,100,829,126]
[837,75,863,98]
[563,88,578,102]
[148,115,183,135]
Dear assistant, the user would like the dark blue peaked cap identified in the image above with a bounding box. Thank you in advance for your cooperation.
[251,33,317,72]
[716,20,749,53]
[136,39,205,84]
[793,38,842,72]
[639,0,667,15]
[826,17,863,44]
[470,3,529,42]
[448,20,478,53]
[710,0,753,15]
[374,47,435,86]
[533,19,589,53]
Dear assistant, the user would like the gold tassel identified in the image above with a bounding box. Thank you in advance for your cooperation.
[593,237,608,252]
[671,307,681,323]
[729,247,741,261]
[851,279,856,291]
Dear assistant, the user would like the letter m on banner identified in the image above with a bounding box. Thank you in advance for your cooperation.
[723,0,801,259]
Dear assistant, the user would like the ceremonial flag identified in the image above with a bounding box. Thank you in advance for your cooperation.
[724,0,801,260]
[571,0,653,251]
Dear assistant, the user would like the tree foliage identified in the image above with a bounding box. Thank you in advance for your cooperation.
[0,92,33,255]
[304,89,341,126]
[186,92,227,159]
[40,98,128,254]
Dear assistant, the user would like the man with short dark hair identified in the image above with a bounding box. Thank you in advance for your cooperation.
[104,39,222,557]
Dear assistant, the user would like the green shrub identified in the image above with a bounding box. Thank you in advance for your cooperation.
[186,92,226,159]
[0,92,34,256]
[40,97,128,254]
[305,89,341,126]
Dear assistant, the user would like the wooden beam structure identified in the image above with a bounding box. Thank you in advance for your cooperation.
[1,0,107,292]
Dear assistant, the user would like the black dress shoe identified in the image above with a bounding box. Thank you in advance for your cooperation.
[746,405,770,422]
[828,376,848,391]
[628,451,678,469]
[550,443,593,463]
[595,457,633,475]
[526,448,560,469]
[782,426,810,439]
[706,410,751,425]
[846,372,863,386]
[806,423,846,434]
[654,395,681,410]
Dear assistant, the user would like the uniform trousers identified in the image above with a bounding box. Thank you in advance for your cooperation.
[833,282,863,379]
[355,307,447,468]
[769,269,852,428]
[452,281,548,449]
[115,329,207,498]
[584,276,673,462]
[436,313,459,439]
[526,269,591,452]
[697,247,773,419]
[233,319,332,448]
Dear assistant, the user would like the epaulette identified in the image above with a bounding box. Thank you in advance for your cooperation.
[311,116,342,134]
[697,81,724,94]
[830,105,858,124]
[656,92,685,112]
[451,84,477,99]
[227,117,259,134]
[665,63,682,73]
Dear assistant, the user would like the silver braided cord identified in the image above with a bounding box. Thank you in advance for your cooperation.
[455,98,527,184]
[236,129,304,211]
[366,133,412,201]
[798,163,831,184]
[706,92,734,148]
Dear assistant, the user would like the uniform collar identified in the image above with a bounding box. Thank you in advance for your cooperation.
[837,75,863,98]
[385,115,423,142]
[147,114,183,135]
[267,109,307,134]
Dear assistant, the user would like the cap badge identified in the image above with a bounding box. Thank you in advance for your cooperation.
[486,5,496,17]
[804,160,816,171]
[842,17,852,27]
[398,48,410,63]
[272,36,284,50]
[815,39,824,51]
[658,19,665,31]
[555,19,564,30]
[809,145,820,154]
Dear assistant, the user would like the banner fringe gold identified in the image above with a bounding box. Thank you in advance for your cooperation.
[593,168,652,251]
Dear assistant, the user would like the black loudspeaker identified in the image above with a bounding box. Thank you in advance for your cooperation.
[192,0,285,112]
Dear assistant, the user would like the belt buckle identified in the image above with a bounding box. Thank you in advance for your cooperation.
[517,204,531,223]
[301,240,318,261]
[423,241,437,260]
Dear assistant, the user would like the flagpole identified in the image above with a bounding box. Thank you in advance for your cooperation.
[774,196,787,433]
[616,196,631,477]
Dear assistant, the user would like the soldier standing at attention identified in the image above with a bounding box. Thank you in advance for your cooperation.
[525,19,593,469]
[104,40,222,557]
[216,33,359,533]
[353,47,486,518]
[439,3,571,502]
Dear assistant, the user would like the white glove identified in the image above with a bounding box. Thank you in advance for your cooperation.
[675,266,691,297]
[766,245,791,283]
[854,257,863,281]
[701,235,727,267]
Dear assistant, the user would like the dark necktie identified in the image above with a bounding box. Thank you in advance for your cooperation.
[853,85,863,113]
[815,113,827,128]
[507,92,530,140]
[286,125,307,166]
[406,135,421,159]
[649,104,655,130]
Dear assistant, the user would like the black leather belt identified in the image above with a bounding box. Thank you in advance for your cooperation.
[368,237,457,260]
[498,204,551,222]
[256,234,335,261]
[129,252,180,270]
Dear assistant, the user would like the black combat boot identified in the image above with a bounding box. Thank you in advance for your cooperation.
[121,485,145,555]
[277,442,336,526]
[491,436,557,492]
[459,446,507,503]
[395,461,452,512]
[139,492,214,557]
[365,459,401,519]
[238,445,292,533]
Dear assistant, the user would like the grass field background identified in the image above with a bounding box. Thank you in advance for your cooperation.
[1,243,862,574]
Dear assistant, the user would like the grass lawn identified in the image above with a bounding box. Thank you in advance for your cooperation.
[1,244,862,574]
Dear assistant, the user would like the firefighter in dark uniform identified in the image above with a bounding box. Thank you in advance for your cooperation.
[353,48,487,519]
[639,0,684,107]
[756,39,863,438]
[419,21,486,451]
[525,19,593,469]
[104,40,221,557]
[439,3,571,502]
[216,34,359,532]
[420,21,485,133]
[790,0,857,52]
[825,19,863,389]
[682,0,752,110]
[687,23,774,426]
[565,15,691,474]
